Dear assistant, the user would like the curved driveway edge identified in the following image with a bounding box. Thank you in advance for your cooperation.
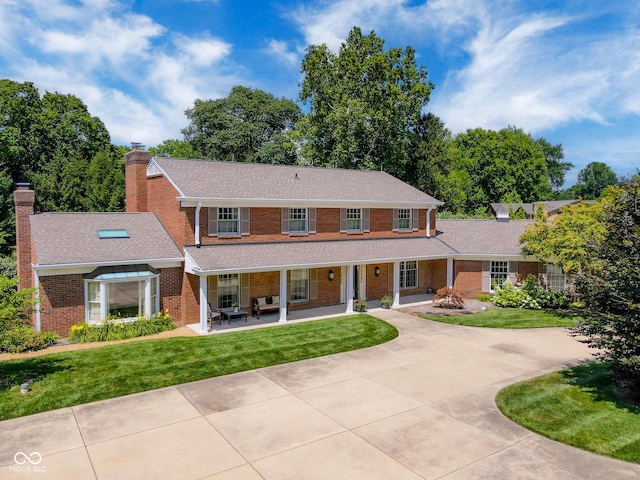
[1,309,638,479]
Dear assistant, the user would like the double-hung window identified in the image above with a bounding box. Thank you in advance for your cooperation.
[490,261,509,291]
[398,209,412,230]
[218,207,239,235]
[399,261,418,289]
[217,274,240,308]
[346,208,362,232]
[290,269,309,302]
[289,208,308,233]
[546,263,566,291]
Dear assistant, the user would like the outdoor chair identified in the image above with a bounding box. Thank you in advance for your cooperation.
[207,303,221,328]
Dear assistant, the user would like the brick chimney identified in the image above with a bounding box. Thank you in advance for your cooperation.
[14,183,35,289]
[125,144,151,213]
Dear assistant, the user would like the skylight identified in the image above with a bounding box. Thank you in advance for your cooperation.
[97,229,129,239]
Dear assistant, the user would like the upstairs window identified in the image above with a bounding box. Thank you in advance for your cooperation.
[218,207,239,235]
[346,208,362,232]
[289,208,308,233]
[398,209,412,230]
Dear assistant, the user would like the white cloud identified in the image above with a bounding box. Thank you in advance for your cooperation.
[0,0,239,146]
[265,39,300,67]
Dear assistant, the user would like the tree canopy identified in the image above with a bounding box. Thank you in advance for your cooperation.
[571,175,640,394]
[299,27,433,177]
[564,161,619,200]
[182,85,301,164]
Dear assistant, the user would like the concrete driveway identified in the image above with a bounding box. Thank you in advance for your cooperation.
[1,309,639,479]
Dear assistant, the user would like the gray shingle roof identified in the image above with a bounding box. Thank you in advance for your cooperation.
[30,212,183,267]
[186,236,456,273]
[151,157,442,206]
[436,219,532,256]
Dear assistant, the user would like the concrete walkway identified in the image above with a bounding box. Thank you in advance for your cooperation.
[1,309,639,479]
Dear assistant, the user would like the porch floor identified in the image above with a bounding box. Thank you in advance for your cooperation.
[188,293,435,335]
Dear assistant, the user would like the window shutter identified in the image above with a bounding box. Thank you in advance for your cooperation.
[509,261,518,285]
[240,274,250,308]
[340,208,347,233]
[240,208,250,236]
[308,208,316,234]
[363,208,370,232]
[387,262,394,291]
[208,208,218,236]
[481,261,491,292]
[392,209,399,232]
[412,209,419,231]
[208,276,218,308]
[281,208,289,234]
[310,269,318,300]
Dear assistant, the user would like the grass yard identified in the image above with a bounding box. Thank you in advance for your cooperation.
[0,314,397,420]
[419,307,579,328]
[496,362,640,463]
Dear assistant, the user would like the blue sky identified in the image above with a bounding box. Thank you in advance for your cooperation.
[1,0,639,185]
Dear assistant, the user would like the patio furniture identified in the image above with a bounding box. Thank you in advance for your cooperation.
[252,295,282,319]
[208,303,221,328]
[220,308,248,324]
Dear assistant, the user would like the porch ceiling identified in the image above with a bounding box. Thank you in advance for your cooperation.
[185,237,456,274]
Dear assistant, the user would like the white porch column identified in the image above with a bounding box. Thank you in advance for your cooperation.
[447,258,454,288]
[392,261,401,307]
[426,207,433,237]
[199,275,208,334]
[34,268,41,332]
[279,269,288,323]
[346,266,354,313]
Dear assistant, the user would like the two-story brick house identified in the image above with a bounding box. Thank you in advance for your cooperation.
[15,147,557,336]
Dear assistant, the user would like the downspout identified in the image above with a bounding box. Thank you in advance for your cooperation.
[34,267,41,332]
[195,202,202,247]
[426,207,433,238]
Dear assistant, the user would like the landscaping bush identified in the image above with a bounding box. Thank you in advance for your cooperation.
[0,325,58,353]
[492,280,540,309]
[433,287,464,309]
[68,311,175,343]
[493,277,570,310]
[476,293,493,302]
[354,299,368,312]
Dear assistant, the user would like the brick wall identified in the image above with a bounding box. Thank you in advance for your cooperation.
[181,272,200,325]
[147,175,190,248]
[517,262,541,283]
[453,260,483,298]
[199,207,431,244]
[423,259,447,291]
[160,267,183,321]
[14,186,35,292]
[366,263,391,300]
[38,274,85,334]
[124,149,150,213]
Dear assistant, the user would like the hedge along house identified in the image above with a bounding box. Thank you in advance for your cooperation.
[15,146,563,336]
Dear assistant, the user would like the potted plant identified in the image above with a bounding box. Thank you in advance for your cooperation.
[379,294,393,309]
[232,302,239,312]
[354,298,368,312]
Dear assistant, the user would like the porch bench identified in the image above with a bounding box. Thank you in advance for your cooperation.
[252,296,282,319]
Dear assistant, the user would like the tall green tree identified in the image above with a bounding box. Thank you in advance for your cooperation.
[298,27,433,177]
[534,138,572,195]
[149,139,200,159]
[572,176,640,394]
[404,113,455,200]
[519,198,608,275]
[182,86,301,164]
[564,161,618,200]
[447,126,551,213]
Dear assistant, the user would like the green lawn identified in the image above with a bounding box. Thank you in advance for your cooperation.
[419,307,579,328]
[0,314,397,420]
[496,362,640,463]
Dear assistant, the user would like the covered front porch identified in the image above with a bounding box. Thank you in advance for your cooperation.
[187,292,436,334]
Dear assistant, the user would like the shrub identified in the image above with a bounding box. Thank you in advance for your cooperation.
[433,287,464,309]
[68,311,175,343]
[476,293,493,302]
[379,294,393,309]
[492,280,540,309]
[0,325,58,353]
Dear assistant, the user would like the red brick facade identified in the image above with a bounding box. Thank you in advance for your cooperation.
[38,274,85,334]
[14,185,35,291]
[453,260,483,298]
